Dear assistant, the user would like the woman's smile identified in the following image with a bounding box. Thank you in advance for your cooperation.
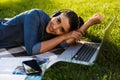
[46,14,70,35]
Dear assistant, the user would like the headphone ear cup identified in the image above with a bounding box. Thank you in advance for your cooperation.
[52,11,61,17]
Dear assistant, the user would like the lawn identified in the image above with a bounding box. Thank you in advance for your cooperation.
[0,0,120,80]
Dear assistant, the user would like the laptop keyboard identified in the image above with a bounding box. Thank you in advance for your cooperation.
[71,43,99,62]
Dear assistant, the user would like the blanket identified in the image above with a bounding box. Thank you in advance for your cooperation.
[0,46,27,58]
[0,46,65,59]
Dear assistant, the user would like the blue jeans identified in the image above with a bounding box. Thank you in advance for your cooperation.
[0,9,50,55]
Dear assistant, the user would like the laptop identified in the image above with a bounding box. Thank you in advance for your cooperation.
[46,16,117,69]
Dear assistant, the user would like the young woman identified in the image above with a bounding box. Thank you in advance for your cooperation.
[0,9,103,55]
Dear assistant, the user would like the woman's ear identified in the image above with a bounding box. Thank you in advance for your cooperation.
[52,11,61,17]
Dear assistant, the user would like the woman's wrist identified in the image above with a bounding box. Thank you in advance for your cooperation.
[60,33,70,41]
[77,29,85,36]
[87,18,95,26]
[88,14,103,24]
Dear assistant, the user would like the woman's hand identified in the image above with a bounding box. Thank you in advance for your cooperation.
[62,30,83,41]
[63,14,103,45]
[77,14,103,33]
[89,14,103,24]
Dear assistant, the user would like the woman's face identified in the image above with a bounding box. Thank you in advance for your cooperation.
[46,14,70,35]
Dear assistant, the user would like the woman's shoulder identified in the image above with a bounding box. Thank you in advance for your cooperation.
[29,8,47,15]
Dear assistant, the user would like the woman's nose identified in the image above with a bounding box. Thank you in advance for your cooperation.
[53,25,60,30]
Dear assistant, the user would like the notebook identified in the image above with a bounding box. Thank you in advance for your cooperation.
[46,16,117,69]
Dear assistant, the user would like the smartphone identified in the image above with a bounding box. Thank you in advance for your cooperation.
[22,60,42,75]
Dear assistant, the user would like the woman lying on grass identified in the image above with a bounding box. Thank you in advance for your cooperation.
[0,9,103,55]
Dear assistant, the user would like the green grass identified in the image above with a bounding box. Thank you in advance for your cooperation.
[0,0,120,80]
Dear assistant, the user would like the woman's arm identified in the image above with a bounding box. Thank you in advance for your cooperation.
[66,14,103,44]
[78,14,103,33]
[40,14,103,53]
[40,35,65,53]
[40,30,82,53]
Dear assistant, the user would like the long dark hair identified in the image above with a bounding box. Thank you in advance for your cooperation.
[52,9,84,31]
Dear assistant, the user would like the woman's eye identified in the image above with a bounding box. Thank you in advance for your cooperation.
[57,17,61,23]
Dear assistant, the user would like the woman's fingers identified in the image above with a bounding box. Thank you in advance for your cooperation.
[63,30,83,42]
[71,31,83,41]
[90,14,103,24]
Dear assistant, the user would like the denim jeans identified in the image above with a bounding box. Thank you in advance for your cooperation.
[0,9,51,55]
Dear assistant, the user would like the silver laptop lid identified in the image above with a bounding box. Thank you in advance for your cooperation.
[99,15,117,51]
